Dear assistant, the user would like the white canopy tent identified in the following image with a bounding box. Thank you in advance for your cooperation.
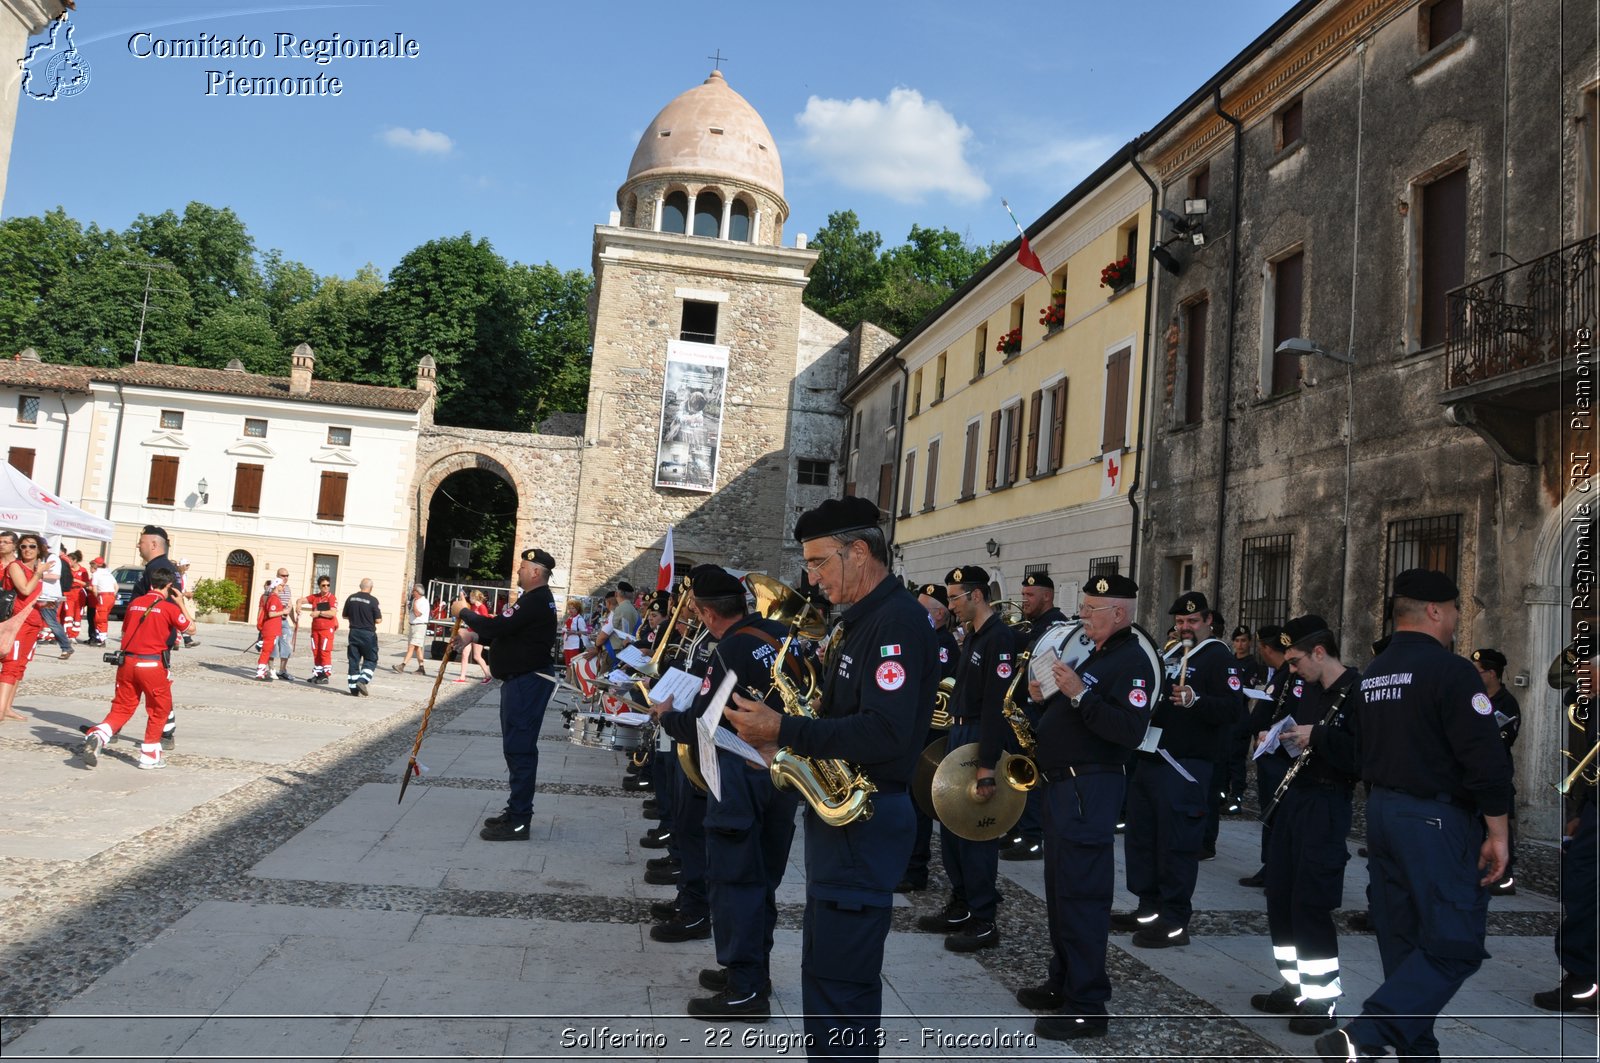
[0,463,114,542]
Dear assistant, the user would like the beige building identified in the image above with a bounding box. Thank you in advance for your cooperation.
[850,145,1154,601]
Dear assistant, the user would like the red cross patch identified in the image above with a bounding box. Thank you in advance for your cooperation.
[1228,675,1242,691]
[997,662,1013,679]
[875,660,906,692]
[1129,688,1148,709]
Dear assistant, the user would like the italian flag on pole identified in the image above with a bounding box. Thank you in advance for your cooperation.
[657,526,675,592]
[1003,199,1046,275]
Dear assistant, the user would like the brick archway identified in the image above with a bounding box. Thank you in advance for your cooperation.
[410,450,523,588]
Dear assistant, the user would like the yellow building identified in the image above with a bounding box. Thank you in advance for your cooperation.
[864,146,1152,601]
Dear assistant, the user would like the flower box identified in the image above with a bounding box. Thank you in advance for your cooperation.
[996,327,1023,356]
[1100,257,1135,292]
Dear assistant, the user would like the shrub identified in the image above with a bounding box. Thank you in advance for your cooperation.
[193,577,244,616]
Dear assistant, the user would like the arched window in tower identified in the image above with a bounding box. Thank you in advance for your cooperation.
[694,191,723,238]
[729,198,752,242]
[624,193,638,228]
[662,191,688,234]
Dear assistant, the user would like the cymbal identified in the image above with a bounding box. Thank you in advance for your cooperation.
[930,742,1027,841]
[913,735,949,820]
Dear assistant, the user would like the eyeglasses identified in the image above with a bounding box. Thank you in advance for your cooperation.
[803,548,846,576]
[18,544,39,551]
[1283,653,1307,668]
[948,589,973,603]
[1079,603,1118,615]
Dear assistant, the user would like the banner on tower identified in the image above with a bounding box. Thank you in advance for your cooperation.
[655,341,729,494]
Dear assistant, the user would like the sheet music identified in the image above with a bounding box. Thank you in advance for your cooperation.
[1254,714,1299,759]
[696,671,738,801]
[610,711,651,727]
[712,726,768,766]
[1029,646,1062,698]
[616,645,651,670]
[1241,687,1274,701]
[647,667,701,707]
[1136,724,1163,754]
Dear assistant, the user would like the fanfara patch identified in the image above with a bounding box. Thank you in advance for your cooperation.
[997,662,1013,679]
[876,660,907,691]
[1228,675,1243,691]
[1129,688,1149,709]
[1471,692,1494,716]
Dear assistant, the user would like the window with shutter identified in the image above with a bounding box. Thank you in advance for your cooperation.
[984,410,1001,490]
[232,463,264,514]
[876,462,893,514]
[1270,252,1304,394]
[1101,349,1130,452]
[7,447,34,478]
[960,421,980,499]
[1025,390,1043,478]
[901,452,916,517]
[1049,381,1067,472]
[1419,168,1467,349]
[147,455,179,506]
[1004,404,1023,486]
[317,471,348,522]
[923,440,939,512]
[1185,299,1209,425]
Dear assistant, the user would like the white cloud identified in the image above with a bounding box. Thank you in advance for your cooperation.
[796,87,988,204]
[380,126,454,155]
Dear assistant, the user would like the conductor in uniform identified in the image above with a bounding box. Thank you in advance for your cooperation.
[451,547,560,842]
[1316,569,1511,1063]
[726,496,937,1060]
[1016,572,1155,1041]
[649,564,801,1022]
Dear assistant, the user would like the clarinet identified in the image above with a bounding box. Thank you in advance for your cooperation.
[1258,684,1351,824]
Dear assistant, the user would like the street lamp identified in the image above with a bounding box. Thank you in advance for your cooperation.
[985,538,1000,558]
[196,478,209,505]
[1275,336,1354,363]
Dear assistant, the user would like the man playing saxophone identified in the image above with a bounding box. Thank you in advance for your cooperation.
[647,564,801,1022]
[726,496,937,1061]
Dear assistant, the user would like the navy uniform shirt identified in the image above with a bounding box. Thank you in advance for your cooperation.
[662,613,789,743]
[1035,625,1157,770]
[1298,666,1361,786]
[776,574,937,787]
[952,611,1018,769]
[1357,630,1513,816]
[1233,654,1263,691]
[935,626,960,681]
[457,584,557,679]
[342,592,381,631]
[1151,638,1246,760]
[1490,686,1521,751]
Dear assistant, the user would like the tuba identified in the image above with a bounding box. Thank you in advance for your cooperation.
[992,600,1033,640]
[929,676,956,729]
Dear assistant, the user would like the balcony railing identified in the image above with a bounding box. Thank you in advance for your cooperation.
[1445,234,1597,390]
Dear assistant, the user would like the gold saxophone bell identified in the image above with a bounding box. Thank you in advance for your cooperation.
[747,573,829,638]
[929,677,956,730]
[1557,742,1600,795]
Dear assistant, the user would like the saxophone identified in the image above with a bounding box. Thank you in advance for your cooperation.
[929,677,956,729]
[996,642,1040,792]
[768,619,878,826]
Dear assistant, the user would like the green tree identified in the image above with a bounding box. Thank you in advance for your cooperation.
[0,208,86,347]
[31,228,193,365]
[192,302,281,372]
[261,250,318,330]
[276,265,384,384]
[507,262,593,418]
[124,202,264,348]
[802,210,883,326]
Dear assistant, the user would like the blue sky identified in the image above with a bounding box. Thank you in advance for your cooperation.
[7,0,1295,280]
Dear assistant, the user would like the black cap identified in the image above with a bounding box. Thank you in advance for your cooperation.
[617,580,635,595]
[520,547,556,569]
[1258,624,1285,650]
[1283,614,1331,650]
[1472,647,1507,673]
[1021,572,1054,590]
[1085,572,1138,599]
[689,564,744,600]
[945,565,990,587]
[1168,590,1210,616]
[794,495,881,543]
[1231,625,1252,639]
[917,583,949,606]
[1392,568,1459,603]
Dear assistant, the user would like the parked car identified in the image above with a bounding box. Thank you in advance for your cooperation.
[108,566,143,621]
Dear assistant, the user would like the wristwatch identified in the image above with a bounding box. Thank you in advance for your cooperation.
[1070,689,1086,708]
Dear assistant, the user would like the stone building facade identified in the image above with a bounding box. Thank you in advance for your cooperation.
[1133,0,1598,835]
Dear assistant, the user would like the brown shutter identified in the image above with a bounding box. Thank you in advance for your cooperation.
[877,462,893,515]
[984,410,1001,490]
[901,452,915,517]
[1185,299,1209,425]
[1005,405,1023,486]
[844,480,856,497]
[1271,252,1305,394]
[961,422,980,498]
[1102,349,1130,452]
[7,447,35,478]
[147,455,179,506]
[1049,381,1068,472]
[1025,390,1042,478]
[923,440,939,511]
[232,463,263,514]
[317,471,348,522]
[1420,168,1467,349]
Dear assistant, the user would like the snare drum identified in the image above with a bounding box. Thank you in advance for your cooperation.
[569,711,610,748]
[570,655,601,701]
[609,718,648,753]
[1033,620,1096,672]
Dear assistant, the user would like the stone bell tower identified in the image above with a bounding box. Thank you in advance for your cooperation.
[570,70,848,592]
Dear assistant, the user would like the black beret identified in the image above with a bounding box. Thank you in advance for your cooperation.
[1392,568,1459,603]
[917,583,949,606]
[1168,590,1210,616]
[1257,624,1285,649]
[1231,625,1252,639]
[647,592,671,615]
[689,564,744,600]
[1472,647,1507,673]
[794,495,881,543]
[617,580,635,595]
[945,565,989,587]
[520,547,556,569]
[1283,614,1331,649]
[1021,572,1054,590]
[1085,572,1138,599]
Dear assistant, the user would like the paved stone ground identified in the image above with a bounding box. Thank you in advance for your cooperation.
[0,624,1594,1061]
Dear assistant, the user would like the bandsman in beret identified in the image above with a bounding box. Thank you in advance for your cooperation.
[898,580,962,894]
[1240,623,1305,889]
[1002,569,1074,863]
[1223,625,1261,815]
[1469,647,1520,896]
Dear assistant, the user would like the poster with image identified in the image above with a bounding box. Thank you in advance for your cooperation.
[655,341,729,493]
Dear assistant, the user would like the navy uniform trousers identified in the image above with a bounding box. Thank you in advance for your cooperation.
[1348,787,1490,1060]
[802,789,914,1060]
[501,670,556,818]
[1124,754,1211,926]
[705,752,799,999]
[649,737,678,831]
[1558,798,1598,985]
[938,721,1000,920]
[668,745,709,920]
[1255,754,1291,864]
[902,727,943,887]
[1264,783,1352,999]
[1042,771,1123,1016]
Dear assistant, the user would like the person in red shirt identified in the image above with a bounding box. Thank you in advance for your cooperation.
[59,548,86,641]
[298,576,339,684]
[0,531,47,722]
[79,565,192,770]
[255,578,288,681]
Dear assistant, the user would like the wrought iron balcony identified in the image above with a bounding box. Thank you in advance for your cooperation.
[1440,234,1597,463]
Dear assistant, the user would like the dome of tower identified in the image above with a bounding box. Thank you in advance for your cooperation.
[623,70,784,198]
